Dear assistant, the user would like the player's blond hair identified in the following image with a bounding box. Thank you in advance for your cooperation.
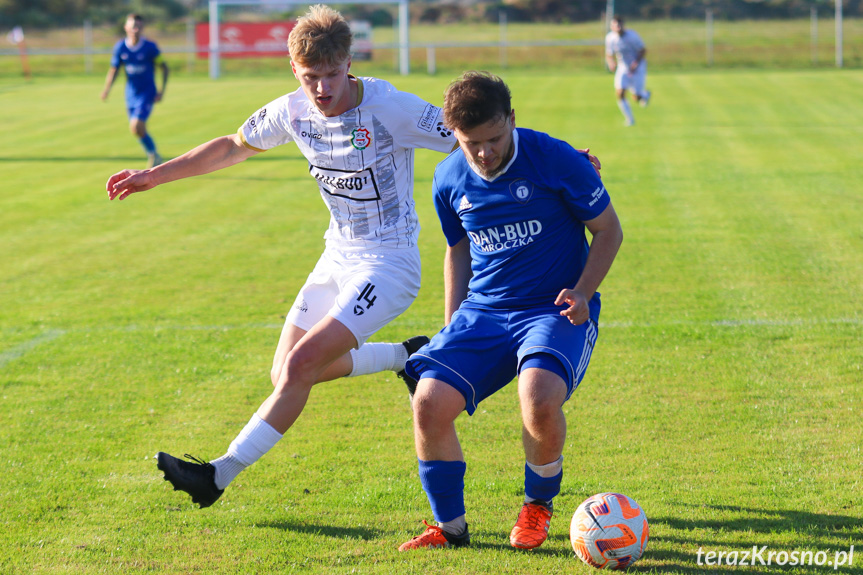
[288,4,352,67]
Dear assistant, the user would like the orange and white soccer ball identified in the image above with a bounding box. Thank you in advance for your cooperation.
[570,492,649,570]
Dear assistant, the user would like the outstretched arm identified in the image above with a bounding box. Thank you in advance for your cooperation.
[106,133,259,200]
[555,203,623,325]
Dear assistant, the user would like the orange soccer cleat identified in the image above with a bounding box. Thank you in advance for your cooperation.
[510,502,553,549]
[399,520,470,551]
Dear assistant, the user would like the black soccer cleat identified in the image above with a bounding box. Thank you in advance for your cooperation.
[156,452,224,508]
[396,335,429,398]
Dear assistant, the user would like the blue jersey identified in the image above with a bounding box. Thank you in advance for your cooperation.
[110,38,161,103]
[432,128,610,309]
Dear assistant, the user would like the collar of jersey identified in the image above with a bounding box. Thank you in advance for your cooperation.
[351,74,364,107]
[124,38,145,51]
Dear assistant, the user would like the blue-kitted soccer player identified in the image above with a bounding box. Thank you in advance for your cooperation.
[101,13,168,168]
[399,72,623,552]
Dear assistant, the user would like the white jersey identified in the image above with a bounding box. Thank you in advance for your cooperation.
[238,76,455,252]
[605,29,645,69]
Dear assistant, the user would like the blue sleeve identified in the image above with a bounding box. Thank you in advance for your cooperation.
[110,41,122,68]
[432,172,466,247]
[557,144,610,222]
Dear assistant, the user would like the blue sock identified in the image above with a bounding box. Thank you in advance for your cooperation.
[139,134,156,153]
[418,459,466,523]
[524,463,563,504]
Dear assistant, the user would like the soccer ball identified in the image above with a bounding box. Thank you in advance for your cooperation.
[570,492,649,570]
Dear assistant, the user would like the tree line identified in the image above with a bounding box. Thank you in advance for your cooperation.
[1,0,859,29]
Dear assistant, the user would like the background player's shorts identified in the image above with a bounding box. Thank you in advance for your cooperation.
[614,61,647,93]
[406,297,600,414]
[127,96,154,121]
[285,245,421,348]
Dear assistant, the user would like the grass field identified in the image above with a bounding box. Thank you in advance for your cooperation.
[1,18,862,78]
[1,66,862,574]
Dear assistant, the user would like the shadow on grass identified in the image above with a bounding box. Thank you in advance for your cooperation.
[645,504,861,573]
[258,505,860,572]
[662,503,861,543]
[258,520,379,541]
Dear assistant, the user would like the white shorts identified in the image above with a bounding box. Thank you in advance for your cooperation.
[614,61,647,94]
[285,245,421,347]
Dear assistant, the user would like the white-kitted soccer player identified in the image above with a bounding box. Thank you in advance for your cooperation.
[605,15,651,126]
[105,4,457,508]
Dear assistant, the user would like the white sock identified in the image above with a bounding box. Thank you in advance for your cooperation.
[439,514,467,537]
[348,342,406,376]
[210,453,245,490]
[617,99,634,124]
[211,413,283,489]
[526,455,564,478]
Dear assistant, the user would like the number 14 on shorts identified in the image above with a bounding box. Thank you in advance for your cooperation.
[354,282,377,316]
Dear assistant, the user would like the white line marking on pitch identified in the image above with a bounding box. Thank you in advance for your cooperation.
[0,329,66,368]
[1,317,859,369]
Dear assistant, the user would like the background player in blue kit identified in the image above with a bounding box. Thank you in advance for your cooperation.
[399,72,623,552]
[101,13,169,167]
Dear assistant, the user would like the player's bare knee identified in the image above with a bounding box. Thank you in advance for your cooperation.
[412,392,452,429]
[524,402,562,430]
[520,388,564,427]
[278,347,324,389]
[413,404,450,434]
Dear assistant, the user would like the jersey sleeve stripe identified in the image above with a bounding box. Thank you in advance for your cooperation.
[237,129,267,153]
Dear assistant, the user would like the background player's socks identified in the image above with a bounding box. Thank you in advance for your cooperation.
[617,99,634,125]
[139,133,156,153]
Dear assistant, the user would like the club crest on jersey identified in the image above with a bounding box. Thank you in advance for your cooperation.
[509,179,534,204]
[351,127,372,150]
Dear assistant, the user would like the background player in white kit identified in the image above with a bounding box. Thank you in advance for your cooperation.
[605,15,651,126]
[105,5,457,509]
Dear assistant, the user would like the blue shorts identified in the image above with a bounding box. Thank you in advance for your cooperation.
[126,95,155,121]
[405,297,600,415]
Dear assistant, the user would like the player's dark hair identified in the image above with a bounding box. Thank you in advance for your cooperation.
[612,15,624,25]
[127,13,144,23]
[443,71,512,132]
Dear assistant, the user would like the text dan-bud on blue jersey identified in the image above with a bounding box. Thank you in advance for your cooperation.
[432,128,610,309]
